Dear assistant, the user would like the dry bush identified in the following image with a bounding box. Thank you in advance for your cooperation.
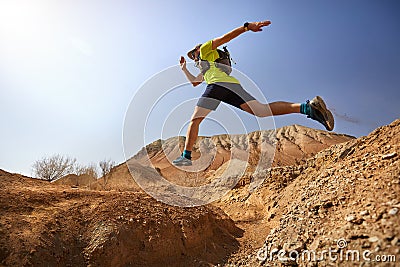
[32,154,76,181]
[75,163,99,179]
[99,159,115,188]
[33,155,116,183]
[99,159,115,177]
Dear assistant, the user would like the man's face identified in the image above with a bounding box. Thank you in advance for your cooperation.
[192,47,200,61]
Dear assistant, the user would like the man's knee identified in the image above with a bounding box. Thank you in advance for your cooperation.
[241,102,271,117]
[190,108,210,123]
[190,116,204,125]
[254,110,271,117]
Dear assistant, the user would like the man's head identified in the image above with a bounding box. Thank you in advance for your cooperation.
[187,44,202,61]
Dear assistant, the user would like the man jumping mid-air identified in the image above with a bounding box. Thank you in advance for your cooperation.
[173,20,334,166]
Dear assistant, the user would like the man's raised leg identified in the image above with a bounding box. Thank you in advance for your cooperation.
[240,97,334,131]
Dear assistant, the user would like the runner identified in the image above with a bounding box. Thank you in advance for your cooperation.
[173,20,334,166]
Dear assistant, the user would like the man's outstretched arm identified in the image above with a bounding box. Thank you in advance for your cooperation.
[212,20,271,50]
[180,56,203,87]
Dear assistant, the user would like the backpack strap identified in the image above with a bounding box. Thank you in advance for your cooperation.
[197,46,234,75]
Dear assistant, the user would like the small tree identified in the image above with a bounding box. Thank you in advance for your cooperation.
[99,159,115,177]
[32,154,76,182]
[99,159,115,188]
[75,163,99,178]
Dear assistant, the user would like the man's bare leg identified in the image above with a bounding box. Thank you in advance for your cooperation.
[240,97,334,131]
[240,100,300,117]
[173,106,212,165]
[185,106,212,151]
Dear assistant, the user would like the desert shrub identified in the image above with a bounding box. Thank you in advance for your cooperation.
[99,159,115,177]
[32,154,77,181]
[75,163,99,178]
[33,155,116,182]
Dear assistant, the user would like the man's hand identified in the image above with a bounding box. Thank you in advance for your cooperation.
[248,20,271,32]
[180,56,186,70]
[179,56,203,87]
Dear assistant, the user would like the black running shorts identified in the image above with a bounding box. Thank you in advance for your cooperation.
[196,82,256,110]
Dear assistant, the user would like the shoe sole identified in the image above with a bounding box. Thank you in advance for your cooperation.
[173,163,192,166]
[172,161,192,166]
[310,96,335,131]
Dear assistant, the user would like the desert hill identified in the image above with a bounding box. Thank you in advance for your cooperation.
[53,173,97,188]
[61,124,352,192]
[0,120,399,266]
[105,124,353,189]
[222,119,400,266]
[0,169,241,266]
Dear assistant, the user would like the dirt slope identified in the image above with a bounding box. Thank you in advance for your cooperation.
[1,120,398,266]
[0,171,242,267]
[221,119,400,266]
[53,173,97,188]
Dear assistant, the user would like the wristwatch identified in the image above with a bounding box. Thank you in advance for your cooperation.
[244,22,249,31]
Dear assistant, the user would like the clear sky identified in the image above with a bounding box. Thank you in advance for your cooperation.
[1,0,399,176]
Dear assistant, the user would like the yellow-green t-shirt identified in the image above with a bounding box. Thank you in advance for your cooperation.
[199,40,240,84]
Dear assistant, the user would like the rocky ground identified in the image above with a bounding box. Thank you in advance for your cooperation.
[0,171,242,266]
[223,119,400,266]
[0,120,399,266]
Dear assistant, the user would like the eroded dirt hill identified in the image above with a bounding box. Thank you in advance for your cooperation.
[76,125,352,192]
[1,121,399,266]
[222,119,400,266]
[0,171,241,266]
[130,125,353,187]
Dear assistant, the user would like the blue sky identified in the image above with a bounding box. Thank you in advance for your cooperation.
[1,0,399,176]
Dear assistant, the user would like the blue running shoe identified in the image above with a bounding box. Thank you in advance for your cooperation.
[172,155,192,166]
[307,96,335,131]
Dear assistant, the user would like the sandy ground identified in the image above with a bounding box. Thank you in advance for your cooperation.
[1,121,399,266]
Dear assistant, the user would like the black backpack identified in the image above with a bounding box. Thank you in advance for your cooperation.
[198,46,233,75]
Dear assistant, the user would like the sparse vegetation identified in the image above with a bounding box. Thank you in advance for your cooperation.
[75,163,99,178]
[32,155,115,182]
[99,159,115,178]
[99,159,115,188]
[32,154,77,181]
